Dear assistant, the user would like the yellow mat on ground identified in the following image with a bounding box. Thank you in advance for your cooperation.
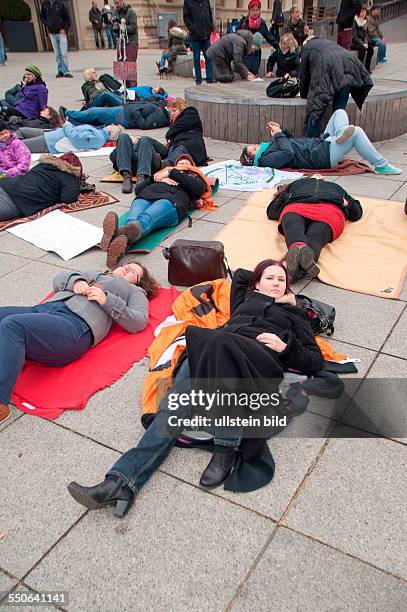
[101,171,138,182]
[216,190,407,299]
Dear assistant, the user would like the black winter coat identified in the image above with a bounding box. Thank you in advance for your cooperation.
[237,16,278,48]
[165,107,208,165]
[299,38,373,123]
[183,0,213,41]
[257,131,331,170]
[40,0,70,34]
[124,102,170,130]
[0,162,79,217]
[134,168,206,220]
[266,177,363,221]
[266,48,300,76]
[351,19,368,48]
[336,0,361,30]
[206,31,253,79]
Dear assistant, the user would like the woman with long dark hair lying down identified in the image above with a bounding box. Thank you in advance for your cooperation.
[67,259,323,518]
[267,176,363,281]
[0,263,159,426]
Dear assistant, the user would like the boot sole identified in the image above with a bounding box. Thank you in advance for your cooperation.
[106,235,128,269]
[335,125,355,145]
[100,212,119,252]
[285,246,301,282]
[0,408,11,426]
[298,246,320,278]
[67,483,134,518]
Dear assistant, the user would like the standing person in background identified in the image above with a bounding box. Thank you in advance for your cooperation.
[283,6,309,47]
[367,5,387,63]
[113,0,138,87]
[183,0,216,85]
[351,5,374,72]
[102,0,117,49]
[89,1,105,49]
[40,0,73,78]
[271,0,284,42]
[336,0,361,49]
[0,31,6,66]
[237,0,278,76]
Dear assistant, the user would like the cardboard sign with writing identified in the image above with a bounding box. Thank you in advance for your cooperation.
[113,61,137,81]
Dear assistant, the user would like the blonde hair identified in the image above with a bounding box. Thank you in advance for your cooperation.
[83,67,96,81]
[289,5,299,16]
[108,125,124,141]
[167,97,187,112]
[280,32,298,53]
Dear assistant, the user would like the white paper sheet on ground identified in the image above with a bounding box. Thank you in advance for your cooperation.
[7,210,103,260]
[203,160,303,191]
[30,147,115,162]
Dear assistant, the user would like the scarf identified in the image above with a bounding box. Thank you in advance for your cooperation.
[354,16,367,27]
[174,161,219,211]
[248,16,262,29]
[253,142,271,167]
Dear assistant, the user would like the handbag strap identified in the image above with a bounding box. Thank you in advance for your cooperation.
[224,255,233,279]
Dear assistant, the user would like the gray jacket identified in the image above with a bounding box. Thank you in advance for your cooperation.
[207,31,253,79]
[46,270,149,345]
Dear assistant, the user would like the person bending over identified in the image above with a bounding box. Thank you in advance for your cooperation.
[267,176,363,281]
[17,122,122,154]
[109,99,208,193]
[67,259,323,517]
[266,33,300,78]
[240,109,401,175]
[0,120,31,177]
[0,152,82,222]
[101,156,212,268]
[0,263,158,425]
[206,30,262,82]
[0,66,48,120]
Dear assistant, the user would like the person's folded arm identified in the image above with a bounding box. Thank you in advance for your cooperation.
[278,311,324,374]
[259,133,295,169]
[52,270,98,292]
[100,288,149,333]
[230,268,253,312]
[168,169,206,199]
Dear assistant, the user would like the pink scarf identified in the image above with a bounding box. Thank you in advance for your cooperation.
[248,16,262,29]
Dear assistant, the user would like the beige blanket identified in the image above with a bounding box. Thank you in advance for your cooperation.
[216,190,407,299]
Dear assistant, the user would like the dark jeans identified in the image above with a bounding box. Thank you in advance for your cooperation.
[5,85,22,106]
[105,24,116,49]
[282,213,333,261]
[243,48,261,76]
[0,302,93,404]
[306,86,350,138]
[350,41,374,71]
[88,91,123,108]
[190,39,214,83]
[67,106,122,126]
[93,26,105,48]
[110,134,188,176]
[0,101,26,120]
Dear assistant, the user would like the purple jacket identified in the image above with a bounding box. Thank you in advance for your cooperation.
[14,81,49,119]
[0,135,31,177]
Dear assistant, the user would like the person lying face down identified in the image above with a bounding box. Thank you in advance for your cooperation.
[239,109,401,175]
[0,263,159,426]
[17,122,123,154]
[67,257,324,517]
[266,175,363,282]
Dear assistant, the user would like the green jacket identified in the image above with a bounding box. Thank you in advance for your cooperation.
[116,4,138,45]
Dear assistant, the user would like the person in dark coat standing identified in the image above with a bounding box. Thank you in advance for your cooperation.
[89,1,105,49]
[237,0,278,76]
[283,6,309,47]
[183,0,215,85]
[299,37,373,137]
[351,5,374,71]
[206,30,261,82]
[271,0,284,41]
[336,0,362,49]
[266,33,300,78]
[40,0,73,78]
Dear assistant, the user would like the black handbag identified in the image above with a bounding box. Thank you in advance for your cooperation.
[162,239,232,286]
[296,295,336,336]
[266,76,299,98]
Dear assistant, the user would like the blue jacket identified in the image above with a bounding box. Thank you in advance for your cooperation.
[44,124,109,154]
[127,85,167,100]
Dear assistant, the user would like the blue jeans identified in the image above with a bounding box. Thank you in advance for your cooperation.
[325,109,386,168]
[49,33,70,75]
[92,26,105,48]
[190,39,214,83]
[370,36,387,62]
[126,197,179,236]
[159,51,169,68]
[0,32,5,65]
[105,24,116,49]
[0,302,92,404]
[67,106,122,126]
[306,86,350,138]
[88,91,123,108]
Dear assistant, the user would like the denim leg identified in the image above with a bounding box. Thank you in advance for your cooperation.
[0,32,5,65]
[159,51,169,68]
[93,27,100,48]
[166,145,189,165]
[201,39,214,82]
[49,34,63,73]
[127,198,178,236]
[378,41,387,62]
[134,137,167,176]
[107,360,192,494]
[213,431,242,448]
[191,40,203,83]
[58,33,70,74]
[328,126,386,168]
[126,198,151,225]
[113,132,137,174]
[332,87,350,112]
[324,109,349,137]
[306,116,322,138]
[67,107,119,126]
[91,91,123,108]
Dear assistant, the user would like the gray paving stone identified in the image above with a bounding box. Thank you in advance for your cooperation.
[0,417,118,577]
[285,436,407,578]
[0,569,17,597]
[161,218,225,246]
[382,308,407,359]
[0,234,48,261]
[233,527,407,612]
[303,282,405,350]
[335,176,404,199]
[391,182,407,202]
[0,254,31,279]
[0,407,24,433]
[25,473,274,611]
[40,245,106,272]
[0,261,71,307]
[201,199,247,223]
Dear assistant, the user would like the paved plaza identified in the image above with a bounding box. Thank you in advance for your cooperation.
[0,18,407,611]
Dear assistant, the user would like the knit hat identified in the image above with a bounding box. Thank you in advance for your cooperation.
[59,152,84,177]
[252,32,263,48]
[25,65,42,79]
[248,0,261,10]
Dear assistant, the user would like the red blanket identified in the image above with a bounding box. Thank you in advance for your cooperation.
[283,159,372,176]
[11,287,180,420]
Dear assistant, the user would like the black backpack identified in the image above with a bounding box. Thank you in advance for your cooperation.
[266,76,299,99]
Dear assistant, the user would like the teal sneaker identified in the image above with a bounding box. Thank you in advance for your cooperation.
[374,164,402,175]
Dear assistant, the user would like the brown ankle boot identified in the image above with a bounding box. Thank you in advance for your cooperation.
[100,211,119,251]
[123,221,142,244]
[106,235,128,269]
[0,403,11,425]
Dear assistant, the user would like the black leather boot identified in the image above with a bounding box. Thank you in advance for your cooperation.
[67,477,134,518]
[121,171,133,194]
[199,447,237,489]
